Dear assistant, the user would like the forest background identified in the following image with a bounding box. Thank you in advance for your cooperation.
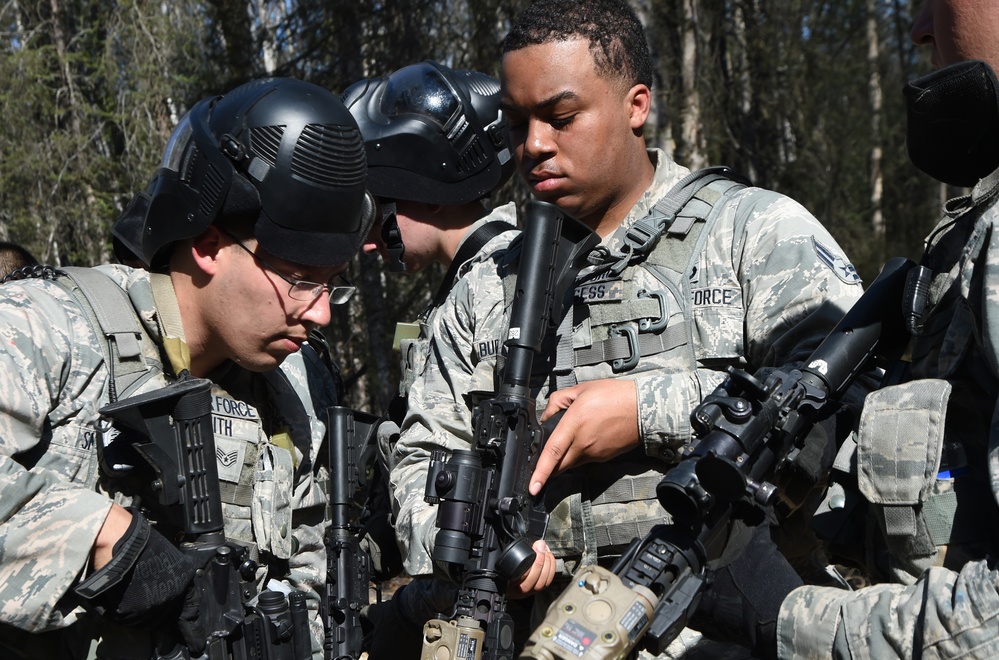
[0,0,944,413]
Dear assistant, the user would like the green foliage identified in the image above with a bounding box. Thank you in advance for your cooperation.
[0,0,955,408]
[0,0,223,264]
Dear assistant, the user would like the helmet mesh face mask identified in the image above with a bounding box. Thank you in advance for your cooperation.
[113,78,373,269]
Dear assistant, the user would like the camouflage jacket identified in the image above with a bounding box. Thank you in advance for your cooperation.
[379,203,519,474]
[399,202,519,395]
[391,149,864,577]
[0,265,333,658]
[778,170,999,658]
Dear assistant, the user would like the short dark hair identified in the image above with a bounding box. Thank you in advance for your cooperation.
[0,241,39,280]
[501,0,654,90]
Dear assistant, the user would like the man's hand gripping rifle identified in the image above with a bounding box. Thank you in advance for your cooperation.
[322,405,379,660]
[96,374,312,660]
[521,256,916,659]
[421,201,599,660]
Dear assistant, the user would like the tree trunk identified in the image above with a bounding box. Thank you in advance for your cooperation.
[867,0,885,259]
[255,0,284,74]
[356,253,395,413]
[680,0,706,169]
[48,0,79,137]
[731,0,756,182]
[210,0,259,83]
[631,0,666,151]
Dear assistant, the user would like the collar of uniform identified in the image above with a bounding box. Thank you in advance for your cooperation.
[453,201,518,255]
[598,149,689,259]
[972,163,999,207]
[625,149,690,231]
[587,149,689,272]
[149,272,191,376]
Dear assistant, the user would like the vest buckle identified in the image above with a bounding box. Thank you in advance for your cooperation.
[609,324,640,372]
[637,289,669,333]
[624,216,664,256]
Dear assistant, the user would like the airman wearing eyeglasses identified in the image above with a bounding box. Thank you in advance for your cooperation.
[0,78,374,660]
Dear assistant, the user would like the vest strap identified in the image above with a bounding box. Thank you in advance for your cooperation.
[574,323,688,369]
[220,480,256,509]
[59,267,151,400]
[588,298,662,326]
[568,168,747,374]
[589,473,664,505]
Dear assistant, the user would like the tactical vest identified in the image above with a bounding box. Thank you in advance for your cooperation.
[499,168,751,575]
[812,169,999,585]
[50,267,300,562]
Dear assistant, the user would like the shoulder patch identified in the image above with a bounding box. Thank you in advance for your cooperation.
[813,238,862,285]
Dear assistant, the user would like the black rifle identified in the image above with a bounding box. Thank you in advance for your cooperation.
[422,201,599,660]
[98,373,312,660]
[521,256,916,659]
[322,405,379,660]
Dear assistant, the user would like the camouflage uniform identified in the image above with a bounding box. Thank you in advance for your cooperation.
[391,148,863,590]
[378,203,519,473]
[0,264,333,659]
[364,205,520,659]
[777,170,999,658]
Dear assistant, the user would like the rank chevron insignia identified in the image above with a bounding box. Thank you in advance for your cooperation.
[217,446,239,467]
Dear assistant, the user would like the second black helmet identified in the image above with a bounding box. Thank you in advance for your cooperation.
[342,61,514,206]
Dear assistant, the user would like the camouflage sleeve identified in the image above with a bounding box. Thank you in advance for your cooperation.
[279,348,336,656]
[0,282,114,632]
[634,369,721,462]
[285,490,329,658]
[731,190,862,369]
[390,265,507,577]
[777,561,999,658]
[638,190,863,459]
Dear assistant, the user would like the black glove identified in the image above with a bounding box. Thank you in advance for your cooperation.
[689,520,803,660]
[362,586,424,660]
[75,510,206,654]
[174,581,207,656]
[362,578,459,660]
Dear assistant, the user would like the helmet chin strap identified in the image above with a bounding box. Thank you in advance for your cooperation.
[380,202,408,272]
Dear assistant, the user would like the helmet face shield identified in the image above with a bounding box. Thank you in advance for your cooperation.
[112,78,373,269]
[161,115,193,171]
[381,65,462,129]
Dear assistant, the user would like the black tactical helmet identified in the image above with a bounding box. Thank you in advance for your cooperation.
[112,77,374,269]
[341,61,514,206]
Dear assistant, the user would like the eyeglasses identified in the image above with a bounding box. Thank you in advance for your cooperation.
[221,230,356,305]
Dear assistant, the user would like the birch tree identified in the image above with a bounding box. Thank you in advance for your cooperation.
[867,0,886,261]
